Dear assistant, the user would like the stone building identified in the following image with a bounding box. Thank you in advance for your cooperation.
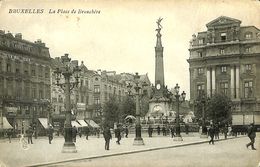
[0,30,51,135]
[187,16,260,126]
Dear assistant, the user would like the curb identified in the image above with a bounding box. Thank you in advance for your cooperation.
[26,136,246,167]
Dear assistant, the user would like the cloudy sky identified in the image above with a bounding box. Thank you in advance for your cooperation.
[0,0,259,99]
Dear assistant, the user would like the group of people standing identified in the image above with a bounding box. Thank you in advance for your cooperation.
[148,125,177,138]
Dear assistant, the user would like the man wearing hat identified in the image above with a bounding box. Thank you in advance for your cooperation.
[246,123,256,150]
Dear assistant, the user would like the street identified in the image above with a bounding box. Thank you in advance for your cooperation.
[46,134,260,167]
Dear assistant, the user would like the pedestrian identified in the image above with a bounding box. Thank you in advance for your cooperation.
[103,126,112,150]
[208,124,215,145]
[162,126,166,136]
[214,124,219,140]
[85,126,90,140]
[246,123,256,150]
[6,129,12,143]
[48,125,54,144]
[78,128,82,138]
[223,125,228,139]
[125,126,129,138]
[72,126,77,143]
[96,128,100,138]
[157,125,160,135]
[26,126,33,144]
[185,124,189,135]
[115,126,121,144]
[170,126,175,138]
[148,125,152,137]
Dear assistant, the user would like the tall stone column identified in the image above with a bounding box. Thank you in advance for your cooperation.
[206,68,211,97]
[212,67,216,95]
[236,66,240,99]
[230,66,235,99]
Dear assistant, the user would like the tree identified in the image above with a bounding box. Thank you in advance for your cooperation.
[120,95,136,119]
[207,93,232,126]
[103,95,120,127]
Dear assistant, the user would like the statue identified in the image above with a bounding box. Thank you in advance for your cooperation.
[156,17,163,33]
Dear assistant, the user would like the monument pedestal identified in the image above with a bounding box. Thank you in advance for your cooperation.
[62,142,77,153]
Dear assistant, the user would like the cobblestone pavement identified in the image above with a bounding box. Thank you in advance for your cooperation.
[0,133,247,167]
[54,133,260,167]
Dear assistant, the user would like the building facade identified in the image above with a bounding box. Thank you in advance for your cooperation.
[187,16,260,126]
[0,30,51,135]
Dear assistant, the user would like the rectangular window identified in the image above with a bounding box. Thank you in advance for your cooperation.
[220,82,228,95]
[220,49,225,55]
[198,68,204,75]
[221,66,227,73]
[198,52,203,58]
[15,61,20,74]
[45,67,49,78]
[32,85,37,99]
[94,85,100,93]
[6,63,11,72]
[197,84,205,96]
[221,33,227,41]
[198,39,204,45]
[245,64,252,71]
[244,81,253,98]
[245,47,251,53]
[94,97,100,105]
[0,59,2,72]
[31,66,36,76]
[245,33,252,39]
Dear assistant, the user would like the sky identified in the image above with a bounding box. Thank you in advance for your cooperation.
[0,0,260,99]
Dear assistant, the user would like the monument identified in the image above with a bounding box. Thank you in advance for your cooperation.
[147,18,171,120]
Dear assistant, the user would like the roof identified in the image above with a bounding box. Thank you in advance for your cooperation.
[206,16,241,28]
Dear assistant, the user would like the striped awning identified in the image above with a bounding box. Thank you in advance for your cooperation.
[85,120,100,128]
[71,121,82,128]
[78,120,89,127]
[2,117,13,129]
[38,118,48,129]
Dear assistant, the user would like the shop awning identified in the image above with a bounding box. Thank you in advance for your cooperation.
[85,120,100,128]
[78,120,89,127]
[71,121,82,128]
[2,117,13,129]
[38,118,48,129]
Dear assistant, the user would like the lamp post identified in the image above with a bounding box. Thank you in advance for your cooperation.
[54,53,80,153]
[200,93,207,138]
[127,73,147,145]
[173,83,186,141]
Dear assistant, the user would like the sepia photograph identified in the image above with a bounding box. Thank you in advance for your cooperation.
[0,0,259,166]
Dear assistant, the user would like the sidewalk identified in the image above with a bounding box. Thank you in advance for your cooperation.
[0,133,245,167]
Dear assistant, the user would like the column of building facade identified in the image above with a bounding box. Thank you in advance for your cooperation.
[206,67,211,97]
[212,66,216,95]
[230,66,235,99]
[235,65,240,99]
[2,57,7,94]
[21,60,25,99]
[11,60,15,97]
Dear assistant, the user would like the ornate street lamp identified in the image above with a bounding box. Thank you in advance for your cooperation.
[200,92,207,138]
[173,83,186,141]
[54,54,80,153]
[127,73,147,145]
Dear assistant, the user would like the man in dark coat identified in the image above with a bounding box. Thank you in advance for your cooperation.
[26,126,34,144]
[85,126,90,140]
[125,126,129,138]
[72,126,77,143]
[157,125,161,135]
[170,126,175,138]
[48,125,54,144]
[115,126,121,144]
[103,126,112,150]
[223,125,228,139]
[148,125,153,137]
[208,124,215,145]
[246,123,256,150]
[6,129,12,143]
[162,126,166,136]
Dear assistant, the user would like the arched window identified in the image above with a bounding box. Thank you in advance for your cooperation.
[245,32,252,39]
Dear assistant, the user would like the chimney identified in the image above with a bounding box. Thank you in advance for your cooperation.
[15,33,22,39]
